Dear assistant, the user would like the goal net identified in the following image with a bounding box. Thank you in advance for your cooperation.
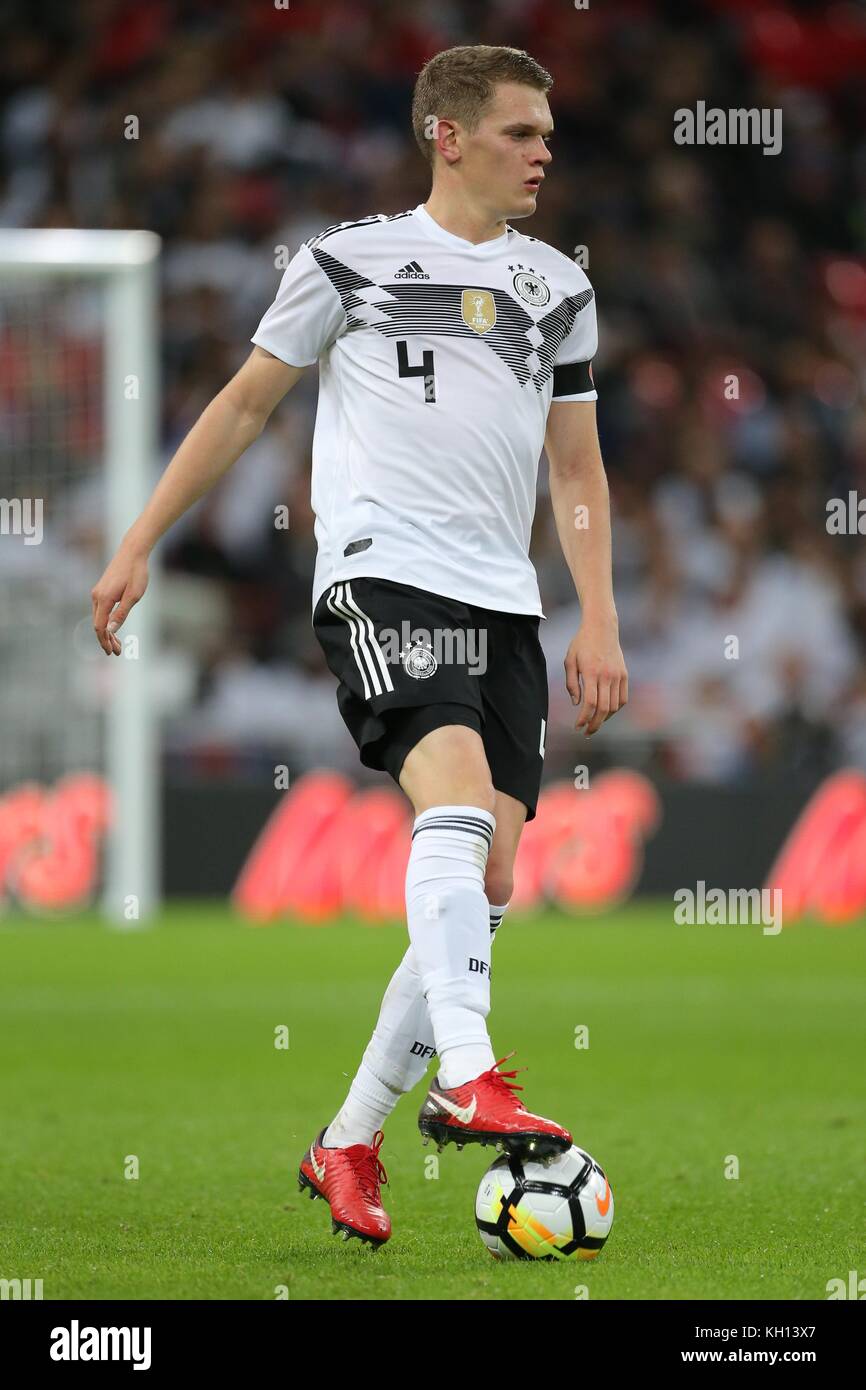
[0,230,161,923]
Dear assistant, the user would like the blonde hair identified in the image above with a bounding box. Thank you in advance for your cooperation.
[411,45,553,166]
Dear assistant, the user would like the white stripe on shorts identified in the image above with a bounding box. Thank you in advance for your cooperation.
[326,582,395,699]
[341,582,395,694]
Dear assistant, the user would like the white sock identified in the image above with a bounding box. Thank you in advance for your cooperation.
[322,1063,394,1148]
[323,900,510,1145]
[405,805,496,1089]
[488,901,509,940]
[322,940,436,1147]
[366,902,509,1101]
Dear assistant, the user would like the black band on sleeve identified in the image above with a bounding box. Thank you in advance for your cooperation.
[552,360,594,397]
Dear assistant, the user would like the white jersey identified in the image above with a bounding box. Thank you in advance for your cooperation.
[251,202,598,619]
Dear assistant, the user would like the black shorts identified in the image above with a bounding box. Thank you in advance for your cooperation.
[312,576,549,821]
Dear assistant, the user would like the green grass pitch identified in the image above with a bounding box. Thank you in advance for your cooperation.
[0,902,863,1301]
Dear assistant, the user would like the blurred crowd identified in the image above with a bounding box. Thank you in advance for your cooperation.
[1,0,865,789]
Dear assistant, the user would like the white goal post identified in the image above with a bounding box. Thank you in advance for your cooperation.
[0,229,162,924]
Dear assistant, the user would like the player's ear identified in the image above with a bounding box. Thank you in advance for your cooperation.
[434,118,461,166]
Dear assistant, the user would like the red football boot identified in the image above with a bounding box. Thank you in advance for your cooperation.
[298,1127,391,1247]
[418,1051,572,1160]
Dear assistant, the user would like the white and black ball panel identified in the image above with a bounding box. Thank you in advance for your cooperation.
[475,1145,614,1261]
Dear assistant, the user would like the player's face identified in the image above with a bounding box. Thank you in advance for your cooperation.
[466,83,554,219]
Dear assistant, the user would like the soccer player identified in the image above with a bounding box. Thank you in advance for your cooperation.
[91,45,627,1249]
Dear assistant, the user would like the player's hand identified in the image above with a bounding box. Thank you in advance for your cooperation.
[91,545,150,655]
[564,615,628,737]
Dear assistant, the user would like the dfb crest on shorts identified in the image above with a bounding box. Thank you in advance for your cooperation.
[401,641,438,679]
[462,289,496,335]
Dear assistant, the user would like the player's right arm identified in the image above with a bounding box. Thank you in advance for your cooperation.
[91,346,307,654]
[93,235,346,654]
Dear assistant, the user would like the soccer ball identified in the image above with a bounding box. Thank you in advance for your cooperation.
[475,1145,614,1261]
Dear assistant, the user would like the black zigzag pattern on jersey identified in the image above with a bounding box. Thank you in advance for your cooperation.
[308,247,594,392]
[304,209,414,252]
[309,245,382,331]
[531,288,595,386]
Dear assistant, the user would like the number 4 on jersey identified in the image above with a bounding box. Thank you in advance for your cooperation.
[397,340,436,403]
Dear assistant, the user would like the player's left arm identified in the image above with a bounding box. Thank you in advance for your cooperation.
[544,398,627,736]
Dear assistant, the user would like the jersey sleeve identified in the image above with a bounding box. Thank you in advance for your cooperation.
[551,285,598,402]
[250,242,347,367]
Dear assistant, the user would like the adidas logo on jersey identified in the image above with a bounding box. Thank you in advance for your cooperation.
[393,260,430,279]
